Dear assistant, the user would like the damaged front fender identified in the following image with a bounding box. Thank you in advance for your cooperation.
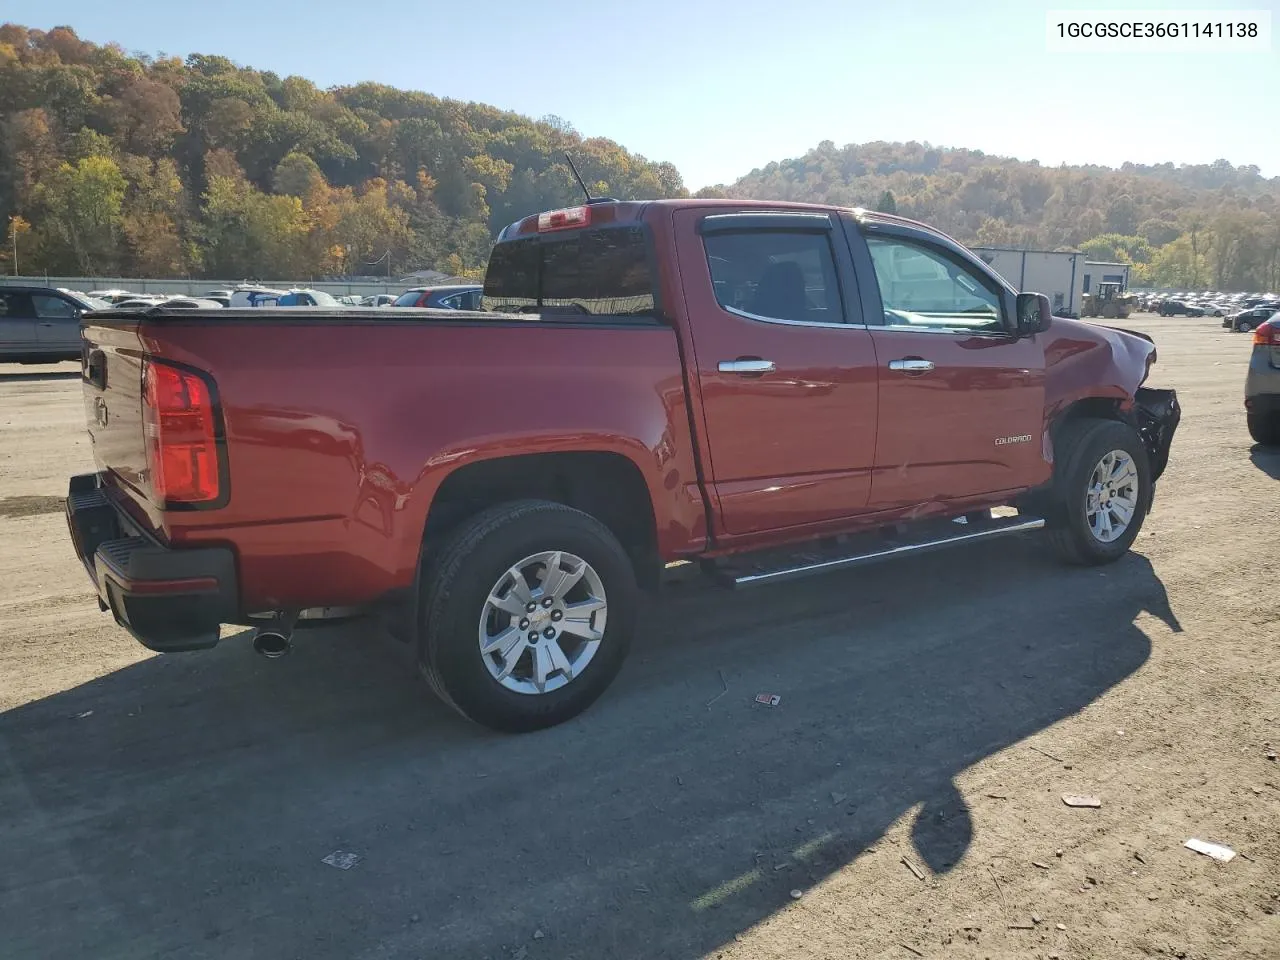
[1133,387,1180,483]
[1131,387,1181,513]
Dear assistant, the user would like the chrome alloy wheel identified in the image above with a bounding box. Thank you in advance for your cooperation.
[478,551,608,695]
[1085,449,1140,543]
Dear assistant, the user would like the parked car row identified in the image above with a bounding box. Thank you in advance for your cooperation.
[1139,289,1280,328]
[88,283,485,311]
[1,280,489,363]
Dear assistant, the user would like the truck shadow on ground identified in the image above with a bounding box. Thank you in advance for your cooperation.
[1249,445,1280,479]
[0,539,1178,960]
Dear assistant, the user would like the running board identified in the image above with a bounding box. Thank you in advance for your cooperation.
[729,516,1046,589]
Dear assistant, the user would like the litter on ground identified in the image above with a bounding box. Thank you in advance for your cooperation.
[1183,838,1236,863]
[321,851,362,870]
[1062,794,1102,808]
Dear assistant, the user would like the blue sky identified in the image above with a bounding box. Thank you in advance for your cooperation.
[7,0,1278,188]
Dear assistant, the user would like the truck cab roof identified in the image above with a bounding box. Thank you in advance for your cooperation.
[497,198,943,243]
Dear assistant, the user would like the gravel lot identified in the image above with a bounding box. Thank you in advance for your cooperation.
[0,316,1276,960]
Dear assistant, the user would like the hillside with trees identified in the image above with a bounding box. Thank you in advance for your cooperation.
[697,141,1280,291]
[4,24,1278,292]
[0,23,685,280]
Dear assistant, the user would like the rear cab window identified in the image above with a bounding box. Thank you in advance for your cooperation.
[483,224,659,320]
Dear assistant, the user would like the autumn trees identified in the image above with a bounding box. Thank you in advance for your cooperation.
[3,22,1276,291]
[0,23,686,279]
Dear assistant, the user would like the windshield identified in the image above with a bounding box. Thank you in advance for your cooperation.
[309,290,340,306]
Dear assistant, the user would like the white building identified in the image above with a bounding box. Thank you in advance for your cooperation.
[1082,261,1130,293]
[972,247,1086,317]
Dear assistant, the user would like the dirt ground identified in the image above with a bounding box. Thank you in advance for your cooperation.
[0,316,1276,960]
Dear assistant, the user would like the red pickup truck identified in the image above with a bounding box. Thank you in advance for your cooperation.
[67,199,1179,732]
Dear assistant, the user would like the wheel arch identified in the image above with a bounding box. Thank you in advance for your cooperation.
[1049,396,1128,445]
[420,450,662,591]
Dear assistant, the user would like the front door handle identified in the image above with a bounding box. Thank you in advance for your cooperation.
[888,358,935,373]
[719,359,776,374]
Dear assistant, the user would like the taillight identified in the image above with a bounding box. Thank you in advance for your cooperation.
[537,205,590,232]
[142,360,223,505]
[1252,322,1280,346]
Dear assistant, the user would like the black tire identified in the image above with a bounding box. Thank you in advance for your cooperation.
[1247,413,1280,447]
[1238,320,1254,333]
[1045,419,1151,566]
[418,499,637,733]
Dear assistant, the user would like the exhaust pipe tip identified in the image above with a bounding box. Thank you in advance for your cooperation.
[253,630,292,659]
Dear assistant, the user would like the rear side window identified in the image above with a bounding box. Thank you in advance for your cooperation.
[702,231,844,324]
[483,226,657,318]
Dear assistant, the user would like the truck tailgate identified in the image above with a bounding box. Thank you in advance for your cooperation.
[81,318,155,528]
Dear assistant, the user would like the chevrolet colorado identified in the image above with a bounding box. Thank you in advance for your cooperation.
[67,199,1180,732]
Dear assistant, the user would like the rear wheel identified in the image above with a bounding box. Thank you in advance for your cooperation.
[418,500,637,733]
[1045,419,1150,565]
[1247,413,1280,447]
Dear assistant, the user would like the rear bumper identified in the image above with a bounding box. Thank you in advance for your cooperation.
[65,473,238,652]
[1245,352,1280,407]
[1245,393,1280,416]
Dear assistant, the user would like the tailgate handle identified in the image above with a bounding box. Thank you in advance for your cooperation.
[85,349,107,390]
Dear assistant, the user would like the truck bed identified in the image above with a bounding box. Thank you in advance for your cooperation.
[79,306,707,614]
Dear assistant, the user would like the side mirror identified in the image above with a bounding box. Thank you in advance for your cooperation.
[1015,292,1053,336]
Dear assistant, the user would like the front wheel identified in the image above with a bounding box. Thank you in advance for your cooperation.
[1238,320,1255,333]
[1045,419,1151,565]
[418,500,637,733]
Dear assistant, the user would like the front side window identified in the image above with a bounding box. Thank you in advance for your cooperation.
[32,294,78,320]
[866,237,1005,333]
[702,230,844,324]
[483,226,657,318]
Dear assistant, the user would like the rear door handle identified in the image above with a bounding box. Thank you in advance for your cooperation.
[888,359,935,373]
[718,359,776,374]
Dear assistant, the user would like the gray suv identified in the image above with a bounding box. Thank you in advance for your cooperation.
[1245,314,1280,445]
[0,286,108,362]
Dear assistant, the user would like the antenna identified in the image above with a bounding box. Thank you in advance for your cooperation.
[565,153,594,203]
[564,153,619,205]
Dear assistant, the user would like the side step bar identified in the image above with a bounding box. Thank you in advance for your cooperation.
[730,516,1046,589]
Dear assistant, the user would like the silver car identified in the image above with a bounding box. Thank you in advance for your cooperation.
[1245,313,1280,445]
[0,286,110,362]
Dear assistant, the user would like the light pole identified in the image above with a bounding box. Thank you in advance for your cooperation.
[9,216,17,277]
